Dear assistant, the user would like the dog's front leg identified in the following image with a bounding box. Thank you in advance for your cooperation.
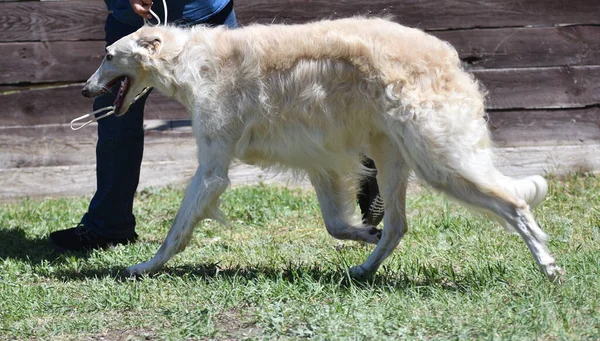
[126,134,233,276]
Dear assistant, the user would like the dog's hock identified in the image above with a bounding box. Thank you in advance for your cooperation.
[368,227,383,240]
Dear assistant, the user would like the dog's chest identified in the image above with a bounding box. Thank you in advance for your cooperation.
[233,114,368,171]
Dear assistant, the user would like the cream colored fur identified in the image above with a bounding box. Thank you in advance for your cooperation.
[82,17,562,281]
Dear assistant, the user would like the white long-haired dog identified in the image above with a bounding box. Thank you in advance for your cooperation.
[82,17,562,281]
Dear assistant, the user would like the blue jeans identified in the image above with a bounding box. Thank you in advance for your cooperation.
[81,9,237,239]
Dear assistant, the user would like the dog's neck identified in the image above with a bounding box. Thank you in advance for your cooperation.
[146,27,230,112]
[148,68,206,113]
[158,68,217,109]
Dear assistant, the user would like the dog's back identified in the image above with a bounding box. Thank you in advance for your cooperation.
[177,18,481,173]
[229,18,456,79]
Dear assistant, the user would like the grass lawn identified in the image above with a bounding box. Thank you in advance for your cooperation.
[1,174,599,340]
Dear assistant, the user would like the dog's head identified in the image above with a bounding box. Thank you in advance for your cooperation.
[82,25,186,116]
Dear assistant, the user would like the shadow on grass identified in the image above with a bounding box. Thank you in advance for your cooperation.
[0,226,90,264]
[50,260,510,293]
[0,227,514,292]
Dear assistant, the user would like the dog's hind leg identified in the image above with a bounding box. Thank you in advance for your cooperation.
[398,120,562,281]
[348,136,411,278]
[439,177,562,281]
[126,135,233,276]
[309,171,382,244]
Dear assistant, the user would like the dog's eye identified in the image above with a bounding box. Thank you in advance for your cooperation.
[106,54,113,61]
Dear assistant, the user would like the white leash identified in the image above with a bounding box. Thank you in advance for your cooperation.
[70,0,167,131]
[145,0,168,26]
[70,106,115,131]
[70,87,152,130]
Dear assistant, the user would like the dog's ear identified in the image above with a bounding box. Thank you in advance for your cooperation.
[137,35,162,56]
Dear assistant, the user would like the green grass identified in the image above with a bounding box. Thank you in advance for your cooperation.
[1,174,599,340]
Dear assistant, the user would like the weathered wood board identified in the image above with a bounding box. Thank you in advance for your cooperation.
[2,106,599,169]
[435,25,600,70]
[0,85,188,126]
[0,41,105,85]
[473,66,600,110]
[0,0,599,201]
[2,143,599,201]
[235,0,600,29]
[3,25,600,85]
[0,160,307,201]
[2,66,599,126]
[0,0,107,42]
[2,0,598,43]
[488,107,600,147]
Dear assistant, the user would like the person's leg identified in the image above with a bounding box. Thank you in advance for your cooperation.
[357,157,384,226]
[50,15,147,250]
[80,88,151,240]
[50,4,238,251]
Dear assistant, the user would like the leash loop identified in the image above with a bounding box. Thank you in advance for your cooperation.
[143,0,168,26]
[69,87,151,131]
[70,106,115,130]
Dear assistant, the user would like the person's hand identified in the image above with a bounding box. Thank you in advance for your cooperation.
[130,0,153,19]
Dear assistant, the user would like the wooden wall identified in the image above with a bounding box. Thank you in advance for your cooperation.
[1,0,599,200]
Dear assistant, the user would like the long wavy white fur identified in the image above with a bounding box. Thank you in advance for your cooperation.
[81,17,562,281]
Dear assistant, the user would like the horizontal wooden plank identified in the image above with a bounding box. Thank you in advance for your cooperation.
[2,65,599,125]
[3,25,599,85]
[0,84,189,126]
[473,66,600,110]
[2,0,599,43]
[234,0,600,29]
[0,85,23,93]
[0,161,307,201]
[0,0,107,42]
[494,144,600,177]
[2,105,599,170]
[434,25,600,70]
[487,107,600,147]
[1,143,598,201]
[0,41,105,84]
[0,123,195,169]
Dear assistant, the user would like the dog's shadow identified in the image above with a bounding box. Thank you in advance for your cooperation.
[51,261,491,293]
[0,226,505,292]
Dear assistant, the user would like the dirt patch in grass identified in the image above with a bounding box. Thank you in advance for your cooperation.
[85,329,158,341]
[213,308,262,340]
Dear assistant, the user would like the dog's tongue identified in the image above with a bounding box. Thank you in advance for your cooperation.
[113,77,130,112]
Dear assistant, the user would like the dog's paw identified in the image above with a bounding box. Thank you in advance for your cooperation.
[125,262,154,277]
[543,263,565,284]
[348,264,374,279]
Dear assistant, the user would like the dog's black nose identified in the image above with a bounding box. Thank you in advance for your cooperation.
[82,88,90,97]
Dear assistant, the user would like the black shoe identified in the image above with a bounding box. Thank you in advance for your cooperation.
[358,157,385,227]
[49,223,138,252]
[363,192,384,227]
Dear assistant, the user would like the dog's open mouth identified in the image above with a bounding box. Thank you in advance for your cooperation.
[96,76,131,113]
[113,76,130,114]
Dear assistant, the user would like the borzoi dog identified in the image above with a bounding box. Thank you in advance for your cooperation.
[82,17,562,281]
